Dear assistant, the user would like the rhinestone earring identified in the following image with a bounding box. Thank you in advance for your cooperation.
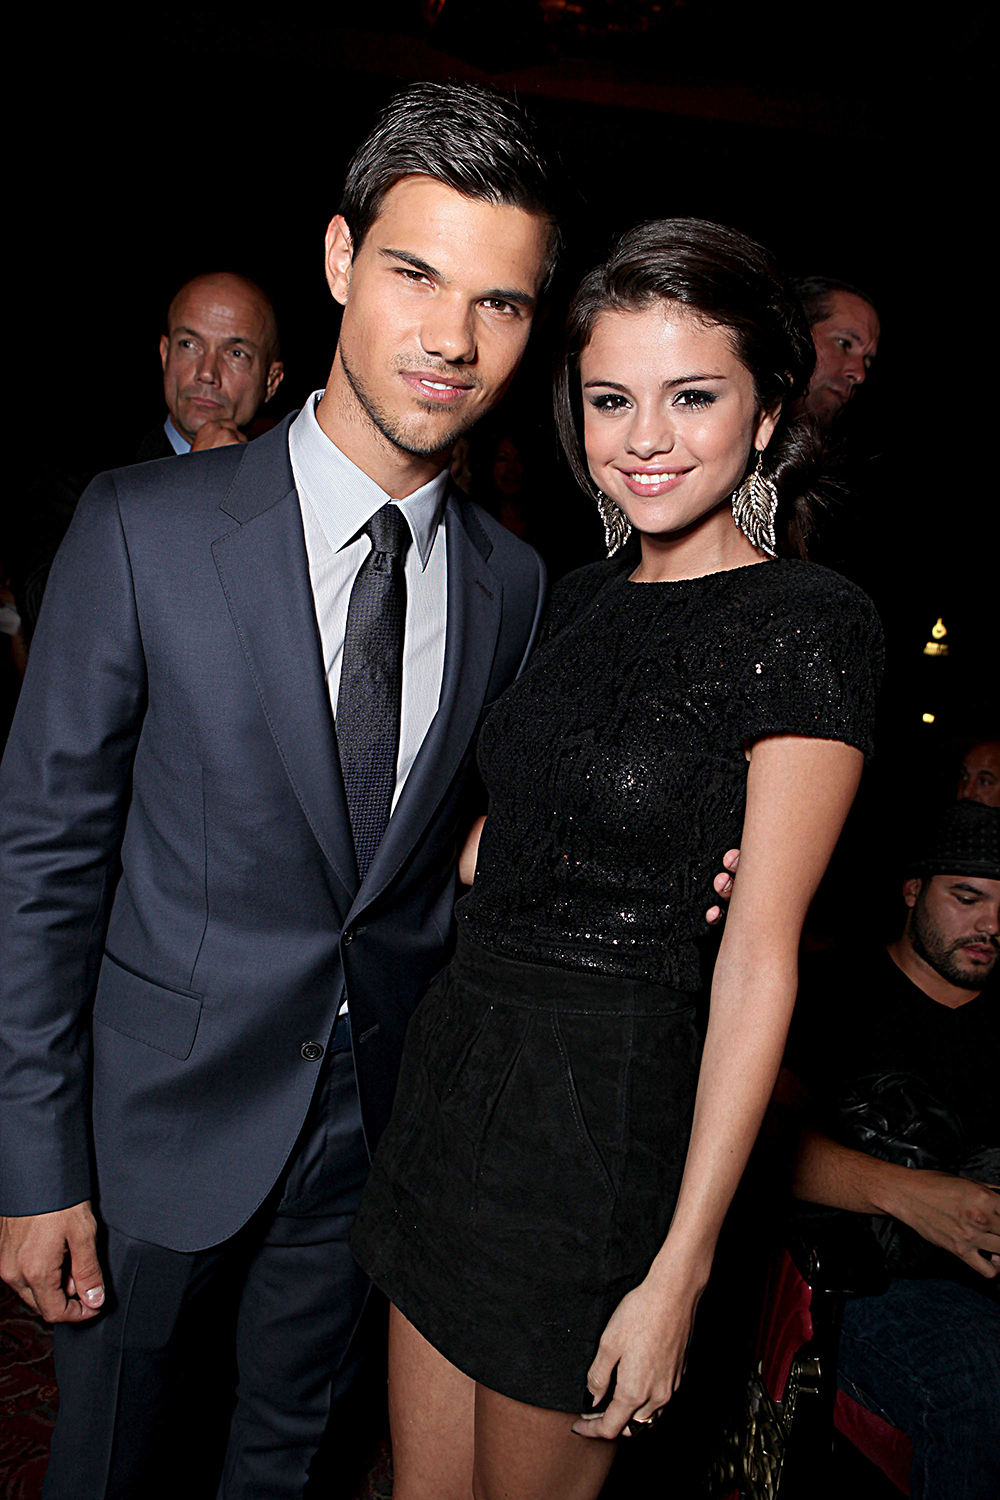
[731,451,778,558]
[595,491,632,558]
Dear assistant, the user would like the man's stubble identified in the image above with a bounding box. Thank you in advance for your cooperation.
[909,895,999,990]
[339,343,482,465]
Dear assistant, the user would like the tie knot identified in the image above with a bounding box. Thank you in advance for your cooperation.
[366,503,411,563]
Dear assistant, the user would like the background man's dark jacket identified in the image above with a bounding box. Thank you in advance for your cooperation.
[0,416,546,1251]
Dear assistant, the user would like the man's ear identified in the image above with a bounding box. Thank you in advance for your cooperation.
[325,216,354,307]
[264,361,285,403]
[159,334,170,372]
[902,876,923,910]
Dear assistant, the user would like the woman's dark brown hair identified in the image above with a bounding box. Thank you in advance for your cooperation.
[554,218,828,558]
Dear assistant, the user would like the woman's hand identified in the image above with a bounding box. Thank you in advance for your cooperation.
[571,1254,708,1440]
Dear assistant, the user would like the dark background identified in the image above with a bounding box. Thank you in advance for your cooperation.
[10,1,995,917]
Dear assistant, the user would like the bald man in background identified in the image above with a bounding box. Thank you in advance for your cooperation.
[958,741,1000,808]
[138,271,284,459]
[11,275,284,643]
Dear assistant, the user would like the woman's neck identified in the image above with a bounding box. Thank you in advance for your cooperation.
[630,511,769,583]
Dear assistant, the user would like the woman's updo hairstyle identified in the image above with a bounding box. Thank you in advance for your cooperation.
[555,218,827,558]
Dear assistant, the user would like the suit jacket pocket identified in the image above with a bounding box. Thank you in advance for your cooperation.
[94,953,203,1060]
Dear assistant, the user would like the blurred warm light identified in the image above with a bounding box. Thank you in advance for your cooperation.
[931,617,947,640]
[923,641,949,656]
[922,713,936,724]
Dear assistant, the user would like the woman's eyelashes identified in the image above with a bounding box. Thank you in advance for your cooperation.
[587,388,718,413]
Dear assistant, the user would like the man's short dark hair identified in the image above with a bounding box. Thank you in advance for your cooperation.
[339,81,562,289]
[795,275,878,328]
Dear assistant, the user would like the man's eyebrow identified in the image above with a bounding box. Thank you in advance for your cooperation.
[380,247,442,279]
[173,325,258,348]
[948,880,987,896]
[379,247,536,309]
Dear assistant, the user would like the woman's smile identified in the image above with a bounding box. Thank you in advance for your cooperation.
[580,301,778,564]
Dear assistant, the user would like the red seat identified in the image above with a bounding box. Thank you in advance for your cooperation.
[745,1220,913,1497]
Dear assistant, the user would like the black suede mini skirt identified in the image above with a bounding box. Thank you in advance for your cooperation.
[350,934,706,1413]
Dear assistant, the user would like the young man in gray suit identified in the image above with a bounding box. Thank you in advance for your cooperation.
[0,83,557,1498]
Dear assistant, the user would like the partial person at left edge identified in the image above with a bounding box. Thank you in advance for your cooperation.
[10,272,284,643]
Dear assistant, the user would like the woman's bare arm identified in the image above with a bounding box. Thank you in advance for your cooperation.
[576,733,863,1439]
[458,816,486,886]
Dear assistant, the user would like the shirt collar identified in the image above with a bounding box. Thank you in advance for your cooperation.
[288,391,448,570]
[164,415,191,455]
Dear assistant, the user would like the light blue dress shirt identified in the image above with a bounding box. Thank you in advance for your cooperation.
[288,392,449,815]
[164,416,191,456]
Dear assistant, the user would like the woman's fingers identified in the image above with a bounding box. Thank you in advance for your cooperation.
[574,1385,666,1440]
[573,1388,634,1439]
[585,1346,615,1407]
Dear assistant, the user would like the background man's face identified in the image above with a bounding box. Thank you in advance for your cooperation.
[159,276,283,442]
[906,873,1000,988]
[958,742,1000,807]
[329,176,550,460]
[804,291,880,427]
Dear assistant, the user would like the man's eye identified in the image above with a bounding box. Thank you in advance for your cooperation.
[400,269,430,284]
[482,298,516,314]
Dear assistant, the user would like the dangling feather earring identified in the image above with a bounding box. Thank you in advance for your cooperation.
[595,491,632,558]
[731,451,778,558]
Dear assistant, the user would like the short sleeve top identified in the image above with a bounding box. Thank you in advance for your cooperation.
[457,557,883,992]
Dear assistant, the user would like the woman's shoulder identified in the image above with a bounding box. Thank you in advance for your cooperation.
[736,560,884,755]
[538,557,626,640]
[747,559,883,642]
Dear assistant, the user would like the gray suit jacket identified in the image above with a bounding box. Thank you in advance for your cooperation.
[0,416,546,1251]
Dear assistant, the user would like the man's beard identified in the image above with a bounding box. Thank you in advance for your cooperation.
[339,344,479,460]
[910,899,999,989]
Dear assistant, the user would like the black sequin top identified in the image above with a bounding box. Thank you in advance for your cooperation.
[457,557,883,991]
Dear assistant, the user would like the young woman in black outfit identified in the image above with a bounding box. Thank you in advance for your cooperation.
[351,220,883,1500]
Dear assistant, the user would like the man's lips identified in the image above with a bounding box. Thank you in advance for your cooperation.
[959,942,998,962]
[616,468,691,498]
[400,371,474,406]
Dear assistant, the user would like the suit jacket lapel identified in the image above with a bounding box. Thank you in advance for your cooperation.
[212,421,359,906]
[352,489,501,913]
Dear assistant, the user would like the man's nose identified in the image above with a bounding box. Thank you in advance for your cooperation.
[420,298,477,364]
[195,350,222,385]
[845,354,867,387]
[975,905,1000,936]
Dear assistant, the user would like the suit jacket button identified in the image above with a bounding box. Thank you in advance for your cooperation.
[342,928,354,945]
[300,1041,324,1062]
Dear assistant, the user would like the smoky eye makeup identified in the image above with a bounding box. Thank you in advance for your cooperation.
[673,389,718,408]
[586,392,632,412]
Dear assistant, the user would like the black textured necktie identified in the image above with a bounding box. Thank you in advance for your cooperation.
[336,503,411,881]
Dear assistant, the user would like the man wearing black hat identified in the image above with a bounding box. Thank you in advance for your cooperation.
[779,801,1000,1500]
